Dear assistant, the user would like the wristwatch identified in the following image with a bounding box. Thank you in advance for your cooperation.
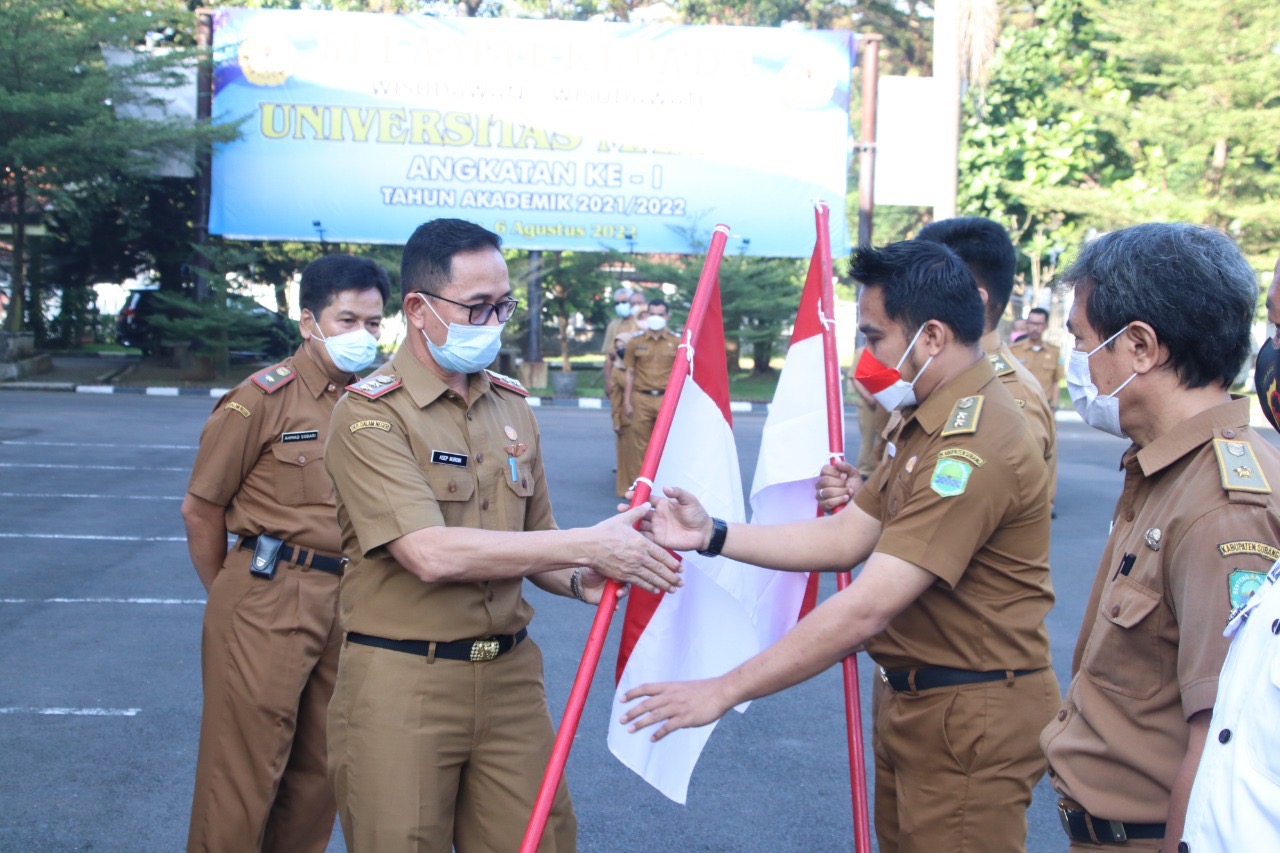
[697,517,728,558]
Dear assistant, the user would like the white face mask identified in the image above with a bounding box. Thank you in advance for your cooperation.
[866,324,933,411]
[1066,325,1137,438]
[646,315,668,332]
[419,294,505,374]
[312,326,378,374]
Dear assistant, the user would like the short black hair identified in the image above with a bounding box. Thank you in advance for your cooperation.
[916,217,1016,331]
[400,219,502,302]
[647,298,668,312]
[1028,307,1049,321]
[1061,223,1256,389]
[299,255,391,317]
[849,241,985,345]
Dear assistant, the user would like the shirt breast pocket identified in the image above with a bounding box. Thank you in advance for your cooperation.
[1082,576,1163,699]
[423,465,476,505]
[500,462,535,529]
[270,442,332,506]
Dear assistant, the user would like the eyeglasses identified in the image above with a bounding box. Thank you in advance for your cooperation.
[420,292,519,325]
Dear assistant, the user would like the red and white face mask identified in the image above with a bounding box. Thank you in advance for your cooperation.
[854,324,932,411]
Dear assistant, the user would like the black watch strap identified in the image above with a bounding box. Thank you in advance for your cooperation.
[697,517,728,558]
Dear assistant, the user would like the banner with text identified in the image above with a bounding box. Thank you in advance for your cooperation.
[209,10,854,257]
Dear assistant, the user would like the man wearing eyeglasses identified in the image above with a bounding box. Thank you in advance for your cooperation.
[322,218,684,852]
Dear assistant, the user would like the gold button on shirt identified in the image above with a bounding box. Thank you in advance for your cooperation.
[854,356,1055,672]
[1041,396,1280,825]
[187,345,352,554]
[324,349,551,642]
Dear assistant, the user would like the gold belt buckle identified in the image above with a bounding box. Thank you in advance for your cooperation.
[470,637,500,662]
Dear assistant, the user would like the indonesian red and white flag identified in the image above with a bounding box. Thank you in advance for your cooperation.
[746,240,839,639]
[608,240,838,803]
[607,273,766,804]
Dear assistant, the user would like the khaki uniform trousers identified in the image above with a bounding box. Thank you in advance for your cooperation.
[608,368,632,497]
[872,667,1060,853]
[622,391,663,495]
[188,546,342,853]
[328,635,576,853]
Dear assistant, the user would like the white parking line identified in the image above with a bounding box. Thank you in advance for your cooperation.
[0,533,186,542]
[1,440,196,450]
[0,707,141,716]
[0,492,182,501]
[0,598,204,604]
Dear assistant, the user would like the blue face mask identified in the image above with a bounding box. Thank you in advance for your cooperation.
[419,294,505,374]
[312,326,378,374]
[615,303,631,318]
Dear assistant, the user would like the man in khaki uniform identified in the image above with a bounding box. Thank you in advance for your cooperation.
[601,288,643,496]
[322,218,683,853]
[182,255,390,852]
[819,217,1058,516]
[1040,223,1280,849]
[620,241,1058,853]
[1010,307,1063,408]
[621,297,678,494]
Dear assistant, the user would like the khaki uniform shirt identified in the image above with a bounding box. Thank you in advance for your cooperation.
[187,344,352,554]
[1008,338,1063,406]
[324,349,553,642]
[1041,397,1280,823]
[624,328,680,392]
[982,330,1055,470]
[854,356,1054,672]
[602,315,641,356]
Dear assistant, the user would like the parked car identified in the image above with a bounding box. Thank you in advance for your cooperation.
[116,287,296,360]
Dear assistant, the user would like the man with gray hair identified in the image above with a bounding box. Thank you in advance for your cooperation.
[1040,223,1280,850]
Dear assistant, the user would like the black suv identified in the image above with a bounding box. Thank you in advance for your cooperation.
[116,287,295,359]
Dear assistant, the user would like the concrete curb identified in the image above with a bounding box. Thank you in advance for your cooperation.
[1,380,861,415]
[7,381,1271,427]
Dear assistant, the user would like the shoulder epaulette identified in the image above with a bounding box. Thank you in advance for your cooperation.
[988,352,1015,377]
[346,374,402,400]
[250,364,296,394]
[941,395,984,437]
[1212,438,1271,494]
[485,369,530,397]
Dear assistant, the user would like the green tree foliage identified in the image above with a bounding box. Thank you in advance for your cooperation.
[718,254,804,373]
[960,0,1280,289]
[0,0,234,334]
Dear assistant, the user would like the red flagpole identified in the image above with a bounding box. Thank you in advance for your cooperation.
[520,225,732,853]
[812,202,873,853]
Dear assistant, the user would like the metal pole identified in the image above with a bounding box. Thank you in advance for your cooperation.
[932,0,960,221]
[857,35,882,248]
[525,250,543,364]
[194,9,213,302]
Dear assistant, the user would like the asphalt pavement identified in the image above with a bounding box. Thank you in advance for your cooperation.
[0,389,1202,851]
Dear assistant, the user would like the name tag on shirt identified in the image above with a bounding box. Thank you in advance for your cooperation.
[431,450,469,467]
[281,430,319,443]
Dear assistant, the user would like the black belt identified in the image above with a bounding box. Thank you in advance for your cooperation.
[639,389,664,396]
[239,535,345,576]
[1058,799,1165,844]
[347,628,528,662]
[880,665,1043,692]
